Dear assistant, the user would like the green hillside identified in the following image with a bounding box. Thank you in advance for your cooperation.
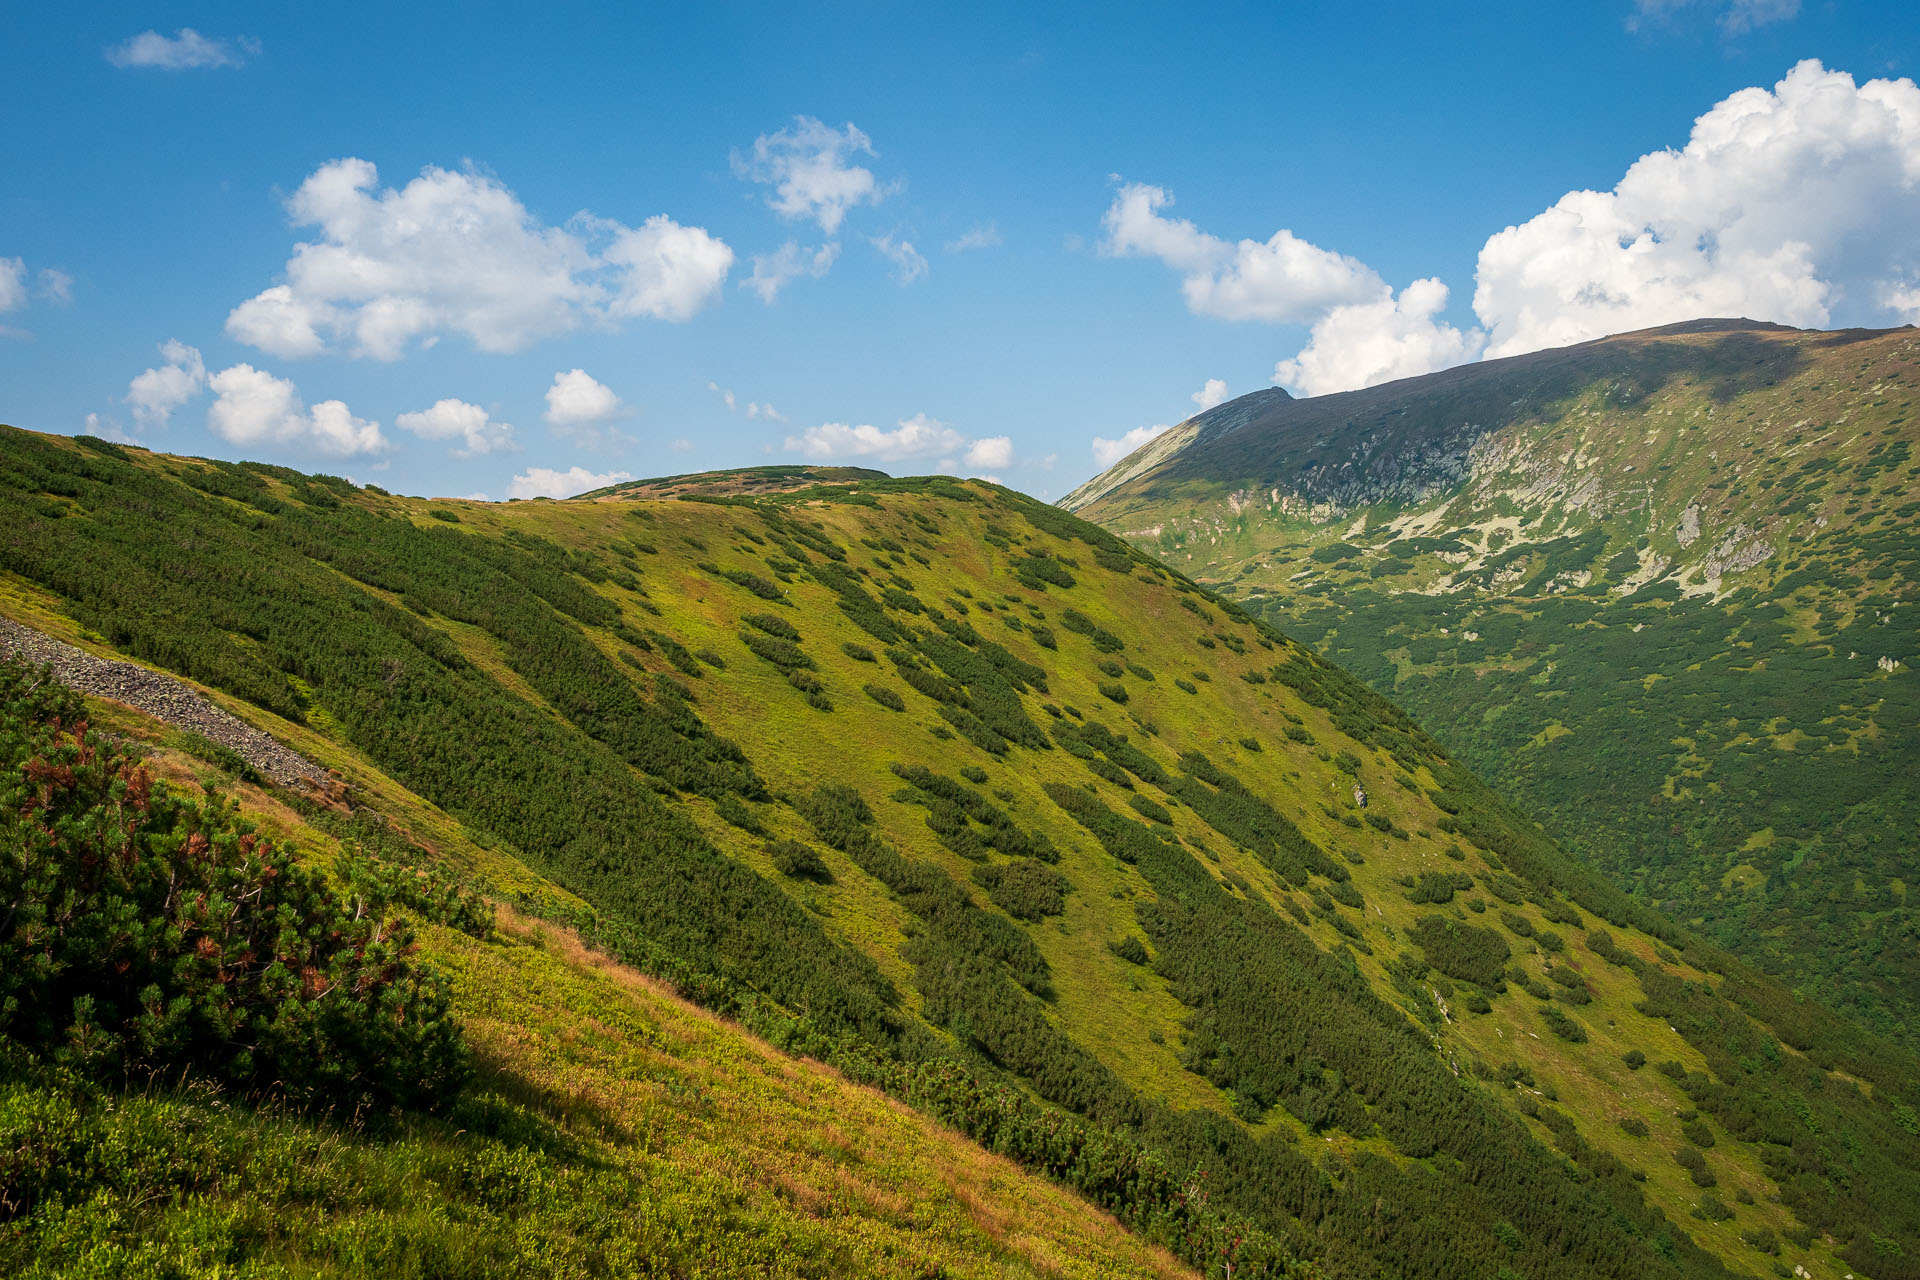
[1066,321,1920,1046]
[3,424,1918,1280]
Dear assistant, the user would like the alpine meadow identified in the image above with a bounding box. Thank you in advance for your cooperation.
[2,428,1917,1279]
[7,7,1920,1280]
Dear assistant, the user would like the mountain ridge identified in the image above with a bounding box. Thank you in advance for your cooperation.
[1066,319,1920,1045]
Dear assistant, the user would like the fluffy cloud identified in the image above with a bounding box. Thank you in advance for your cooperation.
[507,466,631,500]
[596,214,737,321]
[1107,62,1920,398]
[126,340,206,426]
[226,158,732,360]
[544,368,623,426]
[963,436,1014,470]
[1276,279,1485,396]
[1191,378,1228,411]
[732,118,888,233]
[1474,60,1920,357]
[945,224,1002,253]
[395,399,515,456]
[785,412,966,462]
[1091,424,1170,470]
[743,241,839,303]
[1101,182,1384,323]
[207,364,387,456]
[106,28,257,70]
[872,235,928,285]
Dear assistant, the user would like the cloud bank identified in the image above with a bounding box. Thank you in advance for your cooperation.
[1106,61,1920,401]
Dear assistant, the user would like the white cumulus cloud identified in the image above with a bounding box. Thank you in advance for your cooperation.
[1105,62,1920,398]
[396,399,515,456]
[963,436,1014,470]
[1276,279,1486,396]
[1101,182,1384,323]
[508,466,632,500]
[226,158,732,360]
[872,235,928,285]
[545,368,624,426]
[732,117,889,233]
[543,369,626,445]
[126,340,206,427]
[743,241,839,303]
[785,412,967,462]
[207,364,387,456]
[1473,60,1920,358]
[1191,378,1228,411]
[107,28,257,70]
[1091,424,1170,470]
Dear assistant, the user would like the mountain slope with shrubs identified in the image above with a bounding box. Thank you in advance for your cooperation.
[1066,320,1920,1046]
[2,423,1917,1280]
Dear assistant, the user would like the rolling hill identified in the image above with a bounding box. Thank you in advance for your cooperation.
[3,423,1918,1279]
[1065,320,1920,1046]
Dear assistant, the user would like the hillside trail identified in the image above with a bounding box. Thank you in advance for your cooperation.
[0,615,329,790]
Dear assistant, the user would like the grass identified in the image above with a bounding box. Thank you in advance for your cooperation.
[1,719,1191,1280]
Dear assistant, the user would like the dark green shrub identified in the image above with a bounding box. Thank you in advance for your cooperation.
[1109,935,1150,965]
[1409,916,1510,988]
[1619,1116,1649,1137]
[1623,1049,1646,1070]
[768,839,832,882]
[842,641,876,662]
[1098,682,1129,704]
[0,660,468,1109]
[1681,1118,1715,1148]
[743,613,800,641]
[864,683,906,711]
[1127,792,1173,825]
[715,793,766,834]
[1539,1005,1588,1043]
[971,860,1070,921]
[960,765,988,784]
[740,630,814,671]
[427,507,461,523]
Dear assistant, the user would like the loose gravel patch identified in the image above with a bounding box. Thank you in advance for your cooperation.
[0,615,326,788]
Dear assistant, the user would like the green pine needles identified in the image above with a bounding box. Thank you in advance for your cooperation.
[0,657,468,1109]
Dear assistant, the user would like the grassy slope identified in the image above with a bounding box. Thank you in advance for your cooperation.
[4,660,1191,1280]
[2,426,1917,1279]
[1069,322,1920,1044]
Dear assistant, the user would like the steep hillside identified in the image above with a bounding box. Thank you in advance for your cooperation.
[0,658,1193,1279]
[3,425,1918,1280]
[1067,321,1920,1044]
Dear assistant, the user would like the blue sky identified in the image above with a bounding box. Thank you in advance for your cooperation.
[3,2,1918,500]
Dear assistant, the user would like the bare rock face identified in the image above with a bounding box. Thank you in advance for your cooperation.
[0,616,326,789]
[1677,503,1702,548]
